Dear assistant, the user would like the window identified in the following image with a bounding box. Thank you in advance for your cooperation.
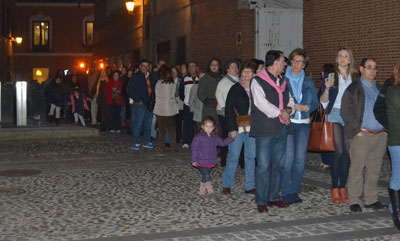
[32,21,49,51]
[32,68,49,84]
[85,21,94,46]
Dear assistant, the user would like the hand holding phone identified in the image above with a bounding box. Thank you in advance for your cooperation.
[327,73,335,87]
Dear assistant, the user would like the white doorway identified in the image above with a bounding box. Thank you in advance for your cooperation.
[255,8,303,59]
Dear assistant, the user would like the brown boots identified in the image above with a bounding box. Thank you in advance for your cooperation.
[331,188,349,203]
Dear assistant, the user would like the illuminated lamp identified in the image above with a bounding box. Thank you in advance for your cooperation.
[125,1,135,14]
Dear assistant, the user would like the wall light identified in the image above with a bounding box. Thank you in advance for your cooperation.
[126,1,135,14]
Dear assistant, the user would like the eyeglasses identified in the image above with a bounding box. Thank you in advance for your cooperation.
[363,65,379,71]
[291,59,304,65]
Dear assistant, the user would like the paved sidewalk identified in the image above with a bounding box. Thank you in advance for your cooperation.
[0,133,396,240]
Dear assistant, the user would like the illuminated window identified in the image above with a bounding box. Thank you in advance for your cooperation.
[85,21,94,46]
[32,21,49,51]
[32,68,49,84]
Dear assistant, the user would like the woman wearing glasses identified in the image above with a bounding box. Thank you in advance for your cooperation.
[281,49,318,205]
[320,48,359,204]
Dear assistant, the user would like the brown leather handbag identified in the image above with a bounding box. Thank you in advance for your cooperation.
[234,108,251,133]
[307,104,335,152]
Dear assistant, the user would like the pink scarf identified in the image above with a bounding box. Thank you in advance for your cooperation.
[256,69,287,124]
[240,79,250,96]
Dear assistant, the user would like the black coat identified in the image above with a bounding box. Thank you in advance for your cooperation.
[225,82,250,132]
[45,82,66,107]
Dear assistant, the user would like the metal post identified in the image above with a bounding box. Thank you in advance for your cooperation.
[16,81,27,126]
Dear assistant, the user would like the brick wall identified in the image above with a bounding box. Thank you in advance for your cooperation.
[191,0,255,70]
[304,0,400,83]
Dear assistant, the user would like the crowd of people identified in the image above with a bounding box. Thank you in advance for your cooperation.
[42,48,400,229]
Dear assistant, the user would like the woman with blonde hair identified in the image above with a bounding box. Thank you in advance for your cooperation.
[320,48,359,204]
[386,62,400,229]
[96,69,110,131]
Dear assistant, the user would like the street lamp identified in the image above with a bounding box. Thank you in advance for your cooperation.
[125,0,135,14]
[12,36,23,45]
[15,37,23,45]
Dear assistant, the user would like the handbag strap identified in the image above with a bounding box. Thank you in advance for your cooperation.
[311,104,328,123]
[234,107,239,117]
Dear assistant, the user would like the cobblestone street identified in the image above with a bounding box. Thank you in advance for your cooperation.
[0,133,397,241]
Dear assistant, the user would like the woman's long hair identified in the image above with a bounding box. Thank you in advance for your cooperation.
[334,48,358,87]
[390,62,400,86]
[159,65,174,84]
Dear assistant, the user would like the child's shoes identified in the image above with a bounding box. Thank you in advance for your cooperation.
[205,181,214,195]
[199,182,206,197]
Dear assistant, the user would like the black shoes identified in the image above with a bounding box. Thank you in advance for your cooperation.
[364,201,387,210]
[350,204,362,213]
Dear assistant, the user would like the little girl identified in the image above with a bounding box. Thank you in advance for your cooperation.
[69,88,90,126]
[191,116,236,197]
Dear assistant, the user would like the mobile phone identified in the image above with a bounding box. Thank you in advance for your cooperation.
[328,73,335,86]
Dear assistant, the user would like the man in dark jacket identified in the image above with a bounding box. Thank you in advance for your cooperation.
[250,50,294,213]
[126,59,156,150]
[341,58,387,213]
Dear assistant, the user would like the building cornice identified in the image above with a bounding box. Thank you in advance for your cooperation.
[15,52,93,56]
[16,3,94,7]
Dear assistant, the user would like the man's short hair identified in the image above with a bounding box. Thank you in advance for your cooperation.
[360,58,376,67]
[139,59,150,65]
[265,50,283,67]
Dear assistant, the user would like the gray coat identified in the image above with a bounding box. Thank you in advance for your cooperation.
[153,80,179,117]
[197,73,220,123]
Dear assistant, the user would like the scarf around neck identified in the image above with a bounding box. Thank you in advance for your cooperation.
[256,69,287,124]
[239,79,250,96]
[285,66,305,104]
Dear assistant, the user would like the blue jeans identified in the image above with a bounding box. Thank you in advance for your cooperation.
[282,123,310,196]
[222,132,256,191]
[109,104,121,130]
[389,146,400,190]
[255,125,287,205]
[120,106,126,121]
[130,104,136,133]
[198,167,212,183]
[183,105,194,144]
[131,104,153,145]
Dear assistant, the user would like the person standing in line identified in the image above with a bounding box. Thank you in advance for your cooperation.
[153,65,179,153]
[104,71,124,133]
[173,67,184,144]
[320,48,359,204]
[191,116,236,197]
[197,58,222,127]
[222,61,257,195]
[251,50,294,213]
[96,70,110,132]
[215,60,240,167]
[281,49,319,205]
[179,61,199,148]
[45,76,67,125]
[127,59,156,150]
[341,58,387,213]
[385,62,400,229]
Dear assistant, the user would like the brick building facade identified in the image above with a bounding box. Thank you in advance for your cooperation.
[303,0,400,82]
[94,0,257,70]
[14,0,94,83]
